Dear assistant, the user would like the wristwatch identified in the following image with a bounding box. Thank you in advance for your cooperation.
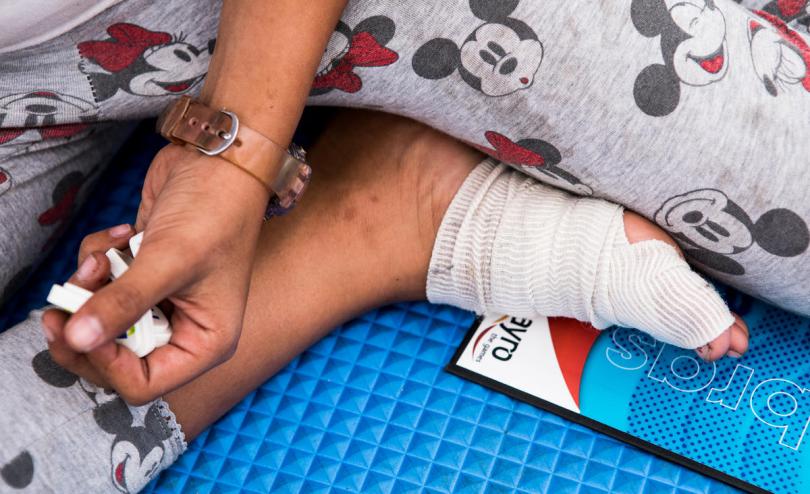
[156,95,311,218]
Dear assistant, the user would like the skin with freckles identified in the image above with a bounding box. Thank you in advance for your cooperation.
[42,110,748,439]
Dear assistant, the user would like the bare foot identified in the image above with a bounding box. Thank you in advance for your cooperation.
[319,111,749,361]
[295,109,484,302]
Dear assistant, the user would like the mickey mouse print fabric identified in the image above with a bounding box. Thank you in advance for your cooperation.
[0,312,184,493]
[309,0,810,316]
[1,0,810,318]
[0,0,221,307]
[1,0,810,492]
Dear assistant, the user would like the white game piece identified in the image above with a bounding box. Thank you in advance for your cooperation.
[150,307,172,347]
[138,313,157,356]
[46,282,92,313]
[153,331,172,348]
[137,313,157,357]
[105,248,133,280]
[116,311,158,358]
[46,230,172,358]
[129,231,143,257]
[150,306,169,332]
[115,324,142,354]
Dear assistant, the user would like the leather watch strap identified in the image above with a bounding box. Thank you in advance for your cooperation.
[157,96,311,209]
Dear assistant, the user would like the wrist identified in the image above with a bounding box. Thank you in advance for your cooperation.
[199,82,300,149]
[158,96,311,214]
[166,142,271,204]
[158,96,312,220]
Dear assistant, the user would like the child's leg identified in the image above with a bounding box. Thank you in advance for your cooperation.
[0,123,133,308]
[0,312,186,493]
[9,110,741,491]
[1,110,479,492]
[309,0,810,317]
[155,111,748,442]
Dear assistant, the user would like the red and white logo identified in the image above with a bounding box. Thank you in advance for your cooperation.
[463,315,599,412]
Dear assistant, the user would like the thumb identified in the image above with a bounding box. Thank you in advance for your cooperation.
[64,251,184,353]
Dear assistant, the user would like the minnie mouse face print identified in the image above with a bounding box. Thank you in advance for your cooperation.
[318,23,353,76]
[311,16,399,95]
[748,10,810,96]
[0,91,95,128]
[655,188,809,275]
[0,91,95,158]
[475,131,593,195]
[412,0,543,97]
[759,0,810,25]
[78,23,214,102]
[632,0,729,116]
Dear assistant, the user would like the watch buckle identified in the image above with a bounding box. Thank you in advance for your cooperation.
[198,109,239,156]
[157,95,239,156]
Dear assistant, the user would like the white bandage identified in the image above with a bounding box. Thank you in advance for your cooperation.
[427,160,734,348]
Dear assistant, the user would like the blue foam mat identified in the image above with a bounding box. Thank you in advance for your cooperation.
[0,121,740,493]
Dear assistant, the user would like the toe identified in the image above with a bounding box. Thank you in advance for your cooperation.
[696,327,731,362]
[726,314,749,358]
[695,313,748,361]
[622,210,741,355]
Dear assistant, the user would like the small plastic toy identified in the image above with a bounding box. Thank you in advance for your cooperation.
[46,231,172,357]
[128,231,142,257]
[105,248,132,280]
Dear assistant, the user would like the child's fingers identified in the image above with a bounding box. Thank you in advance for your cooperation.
[77,224,134,266]
[41,309,110,388]
[67,252,112,292]
[41,309,69,346]
[42,246,116,385]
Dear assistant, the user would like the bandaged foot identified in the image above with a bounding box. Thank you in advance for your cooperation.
[427,159,748,359]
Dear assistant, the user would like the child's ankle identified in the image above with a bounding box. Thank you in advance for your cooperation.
[390,130,483,301]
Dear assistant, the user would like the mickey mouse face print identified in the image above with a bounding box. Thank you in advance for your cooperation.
[655,188,809,275]
[632,0,729,116]
[412,0,543,97]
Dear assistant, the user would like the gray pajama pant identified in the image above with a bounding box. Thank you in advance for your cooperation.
[1,0,808,491]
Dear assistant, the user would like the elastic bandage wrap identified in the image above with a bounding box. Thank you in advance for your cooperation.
[427,159,734,348]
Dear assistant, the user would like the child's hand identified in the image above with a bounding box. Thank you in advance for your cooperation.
[43,224,131,388]
[42,143,269,404]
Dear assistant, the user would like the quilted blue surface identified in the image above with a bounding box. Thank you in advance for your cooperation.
[0,121,740,493]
